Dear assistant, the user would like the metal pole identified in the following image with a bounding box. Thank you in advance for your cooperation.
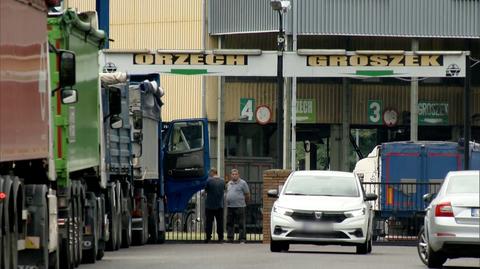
[96,0,110,48]
[276,11,285,169]
[410,39,419,141]
[464,55,471,170]
[291,0,298,171]
[217,36,225,177]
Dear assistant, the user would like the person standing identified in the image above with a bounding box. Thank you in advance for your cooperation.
[226,169,250,243]
[204,168,225,243]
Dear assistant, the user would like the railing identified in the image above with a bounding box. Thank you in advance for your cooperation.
[165,182,263,242]
[165,182,442,243]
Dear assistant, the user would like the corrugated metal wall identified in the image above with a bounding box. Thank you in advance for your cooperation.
[298,0,479,38]
[224,82,479,126]
[208,0,292,35]
[67,0,204,121]
[209,0,480,38]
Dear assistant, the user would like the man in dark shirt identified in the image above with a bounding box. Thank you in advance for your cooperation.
[204,168,225,243]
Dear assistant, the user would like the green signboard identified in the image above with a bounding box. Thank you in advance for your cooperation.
[368,100,383,125]
[418,102,448,125]
[240,98,255,122]
[296,99,316,123]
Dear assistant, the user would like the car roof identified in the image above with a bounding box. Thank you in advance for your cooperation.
[291,170,354,177]
[446,170,480,177]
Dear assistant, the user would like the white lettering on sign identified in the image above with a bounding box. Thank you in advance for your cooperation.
[297,100,313,114]
[418,103,448,116]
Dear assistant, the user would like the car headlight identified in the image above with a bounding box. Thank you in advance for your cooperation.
[345,208,366,218]
[273,205,293,216]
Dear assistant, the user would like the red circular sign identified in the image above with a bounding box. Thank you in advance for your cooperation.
[255,105,272,125]
[383,109,398,127]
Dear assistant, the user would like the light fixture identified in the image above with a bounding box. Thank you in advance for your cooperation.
[270,0,291,12]
[414,51,465,55]
[212,49,262,55]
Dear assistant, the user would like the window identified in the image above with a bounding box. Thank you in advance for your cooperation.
[167,121,204,153]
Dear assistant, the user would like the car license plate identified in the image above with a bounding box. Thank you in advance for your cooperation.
[303,222,332,232]
[471,208,479,217]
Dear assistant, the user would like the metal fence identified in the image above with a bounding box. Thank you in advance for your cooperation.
[165,181,442,244]
[165,182,263,242]
[362,182,442,243]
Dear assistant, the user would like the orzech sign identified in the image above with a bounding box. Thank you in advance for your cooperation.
[283,51,468,78]
[100,50,277,76]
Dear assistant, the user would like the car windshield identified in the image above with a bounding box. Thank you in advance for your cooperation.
[283,175,360,197]
[446,174,480,194]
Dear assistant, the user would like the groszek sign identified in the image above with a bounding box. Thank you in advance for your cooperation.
[418,102,449,125]
[283,51,468,78]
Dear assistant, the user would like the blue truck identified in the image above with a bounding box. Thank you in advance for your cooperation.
[354,141,480,237]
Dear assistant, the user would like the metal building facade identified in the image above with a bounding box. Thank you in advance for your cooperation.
[209,0,480,38]
[66,0,205,121]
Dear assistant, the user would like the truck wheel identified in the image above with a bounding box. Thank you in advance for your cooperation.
[121,210,132,248]
[106,185,118,251]
[148,194,159,244]
[8,183,20,269]
[82,193,98,264]
[96,195,106,260]
[115,185,123,250]
[73,193,81,267]
[59,203,74,269]
[1,199,11,269]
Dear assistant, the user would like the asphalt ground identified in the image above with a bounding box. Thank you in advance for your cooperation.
[81,243,480,269]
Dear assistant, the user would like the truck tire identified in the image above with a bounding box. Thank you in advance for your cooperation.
[115,183,123,250]
[121,209,132,248]
[59,202,74,269]
[147,194,159,244]
[96,195,106,260]
[73,191,81,267]
[1,177,13,269]
[82,193,98,264]
[8,178,21,269]
[106,185,118,251]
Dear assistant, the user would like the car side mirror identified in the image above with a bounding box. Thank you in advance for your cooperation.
[59,51,76,87]
[267,189,278,198]
[423,193,433,203]
[110,115,123,129]
[364,193,378,201]
[61,89,78,104]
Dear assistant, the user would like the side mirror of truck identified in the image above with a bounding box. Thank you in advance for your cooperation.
[59,51,76,87]
[61,89,78,104]
[110,115,123,129]
[267,189,279,198]
[364,193,378,201]
[423,193,433,203]
[108,88,122,115]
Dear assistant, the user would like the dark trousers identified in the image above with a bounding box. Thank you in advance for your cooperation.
[205,208,224,240]
[227,207,246,241]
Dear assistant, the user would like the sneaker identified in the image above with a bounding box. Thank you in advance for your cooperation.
[239,240,246,244]
[217,239,225,244]
[203,239,210,244]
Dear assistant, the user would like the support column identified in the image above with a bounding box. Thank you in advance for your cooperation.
[216,36,225,177]
[411,39,419,141]
[341,78,351,171]
[330,125,342,171]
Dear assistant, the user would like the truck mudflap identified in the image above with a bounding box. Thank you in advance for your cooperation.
[18,184,50,269]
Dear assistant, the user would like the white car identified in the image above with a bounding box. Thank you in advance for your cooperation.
[268,170,377,254]
[417,170,480,268]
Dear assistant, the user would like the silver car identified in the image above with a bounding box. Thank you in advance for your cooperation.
[417,170,480,268]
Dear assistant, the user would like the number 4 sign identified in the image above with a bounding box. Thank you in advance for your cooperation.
[368,100,383,125]
[240,98,255,122]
